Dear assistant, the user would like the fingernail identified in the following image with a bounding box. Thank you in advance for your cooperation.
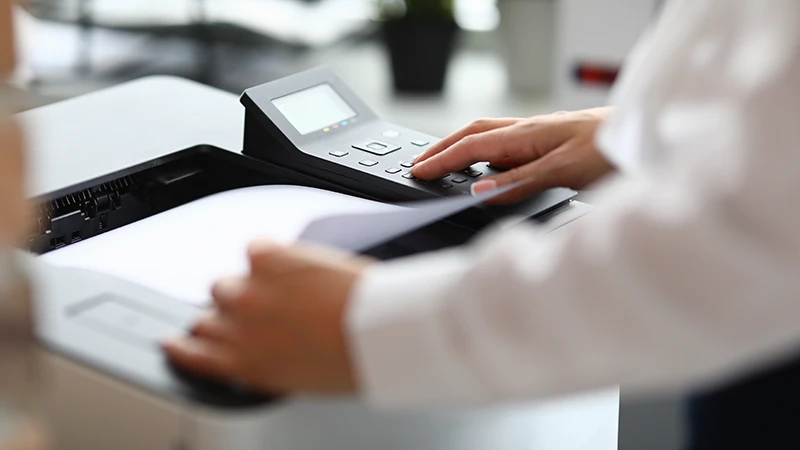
[248,240,278,256]
[213,278,246,303]
[471,180,499,196]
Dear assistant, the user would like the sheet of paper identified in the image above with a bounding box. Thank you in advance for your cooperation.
[299,183,518,252]
[39,184,514,306]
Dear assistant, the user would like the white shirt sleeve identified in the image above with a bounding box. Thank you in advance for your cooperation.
[347,0,800,409]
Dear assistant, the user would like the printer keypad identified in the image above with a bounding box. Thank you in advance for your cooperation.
[351,137,488,196]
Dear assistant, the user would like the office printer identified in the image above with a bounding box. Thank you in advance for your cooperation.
[23,72,616,450]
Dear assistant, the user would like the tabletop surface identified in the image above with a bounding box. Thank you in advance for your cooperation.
[18,75,620,450]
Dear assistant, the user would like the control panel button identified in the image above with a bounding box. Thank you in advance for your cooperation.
[411,140,430,147]
[382,130,400,138]
[464,169,483,177]
[440,183,454,189]
[402,172,416,180]
[451,176,468,184]
[400,161,414,168]
[329,151,349,157]
[385,167,402,174]
[359,160,379,167]
[353,140,402,156]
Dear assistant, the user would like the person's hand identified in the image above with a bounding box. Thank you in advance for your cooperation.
[163,241,374,395]
[412,108,616,204]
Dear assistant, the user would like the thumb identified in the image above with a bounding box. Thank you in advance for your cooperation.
[247,240,289,275]
[249,240,358,275]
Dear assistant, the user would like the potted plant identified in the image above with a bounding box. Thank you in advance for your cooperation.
[380,0,458,94]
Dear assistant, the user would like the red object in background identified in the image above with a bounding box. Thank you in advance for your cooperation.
[573,63,621,87]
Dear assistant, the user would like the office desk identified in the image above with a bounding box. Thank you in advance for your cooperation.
[20,76,619,450]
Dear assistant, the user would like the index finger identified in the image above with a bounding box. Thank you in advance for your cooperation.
[413,118,521,165]
[413,125,528,179]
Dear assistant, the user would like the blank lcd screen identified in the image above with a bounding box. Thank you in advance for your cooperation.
[272,84,357,135]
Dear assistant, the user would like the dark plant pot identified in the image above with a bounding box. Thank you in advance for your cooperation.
[382,20,459,94]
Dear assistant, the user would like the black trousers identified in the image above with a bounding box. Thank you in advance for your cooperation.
[685,354,800,450]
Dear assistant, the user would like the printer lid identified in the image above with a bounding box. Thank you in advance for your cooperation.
[19,77,244,198]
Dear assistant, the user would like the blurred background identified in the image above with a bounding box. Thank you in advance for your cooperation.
[5,0,683,448]
[7,0,660,137]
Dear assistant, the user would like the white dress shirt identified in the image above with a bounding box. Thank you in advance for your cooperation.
[348,0,800,409]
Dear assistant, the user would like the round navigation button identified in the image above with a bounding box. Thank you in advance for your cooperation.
[382,130,400,138]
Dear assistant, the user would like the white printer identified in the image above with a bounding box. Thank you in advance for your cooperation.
[20,74,619,450]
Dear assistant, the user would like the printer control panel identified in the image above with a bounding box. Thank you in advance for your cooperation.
[240,67,575,206]
[307,122,496,198]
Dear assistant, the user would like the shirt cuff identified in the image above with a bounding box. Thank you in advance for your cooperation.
[346,248,482,409]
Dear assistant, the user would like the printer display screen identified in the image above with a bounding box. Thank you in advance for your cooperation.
[272,84,357,135]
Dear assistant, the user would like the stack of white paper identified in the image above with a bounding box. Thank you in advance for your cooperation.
[40,184,513,306]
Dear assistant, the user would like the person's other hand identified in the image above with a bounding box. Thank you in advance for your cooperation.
[163,241,374,395]
[412,108,616,204]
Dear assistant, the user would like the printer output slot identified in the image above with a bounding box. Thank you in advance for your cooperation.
[29,147,276,256]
